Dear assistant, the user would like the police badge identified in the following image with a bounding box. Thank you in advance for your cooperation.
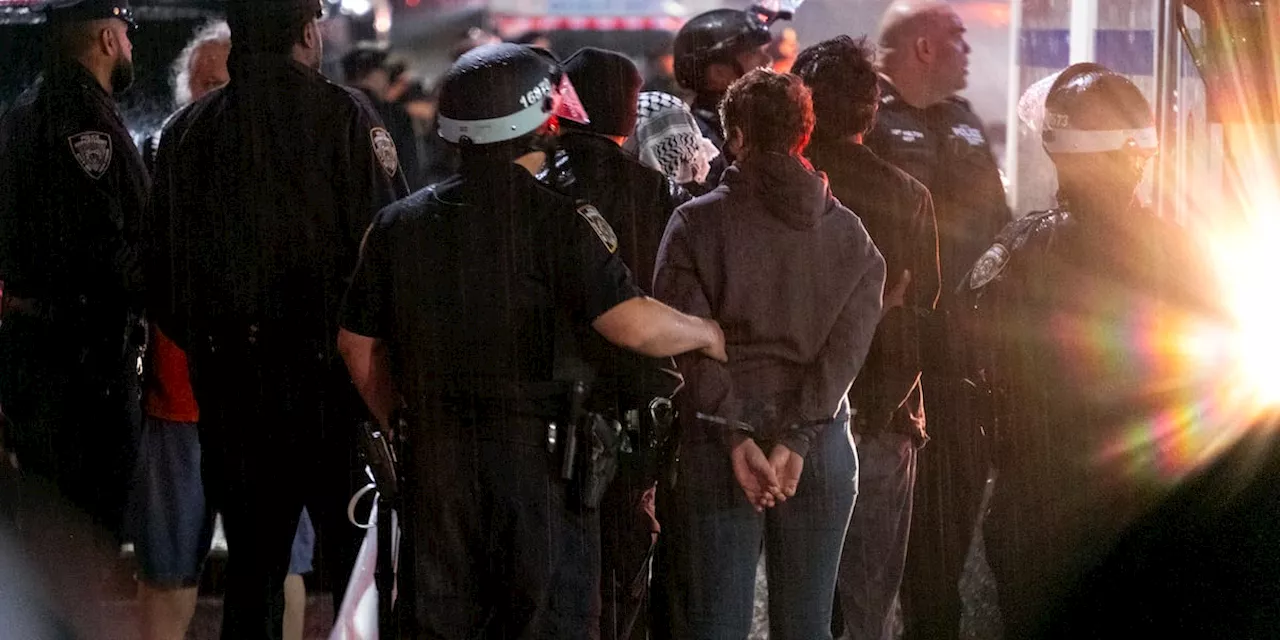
[969,243,1010,290]
[576,204,618,254]
[68,131,112,180]
[370,127,399,178]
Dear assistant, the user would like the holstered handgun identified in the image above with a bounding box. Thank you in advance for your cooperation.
[580,413,623,510]
[358,418,401,504]
[357,414,404,638]
[559,381,623,510]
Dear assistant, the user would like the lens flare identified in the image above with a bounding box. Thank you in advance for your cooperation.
[1208,203,1280,407]
[1096,156,1280,489]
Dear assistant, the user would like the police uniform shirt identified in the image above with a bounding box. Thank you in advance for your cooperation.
[0,61,149,306]
[543,131,689,406]
[339,160,641,412]
[147,51,409,352]
[866,77,1010,296]
[551,131,687,292]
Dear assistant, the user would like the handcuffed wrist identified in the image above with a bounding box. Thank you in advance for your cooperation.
[697,411,754,448]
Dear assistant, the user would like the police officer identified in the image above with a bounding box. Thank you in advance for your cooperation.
[145,1,409,637]
[865,3,1011,637]
[342,42,425,190]
[0,0,146,579]
[672,7,773,188]
[964,62,1205,638]
[543,45,689,640]
[336,42,727,638]
[795,35,942,640]
[870,0,1008,296]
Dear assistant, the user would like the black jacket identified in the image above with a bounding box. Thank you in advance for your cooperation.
[356,87,425,191]
[806,138,940,444]
[0,61,149,310]
[146,52,408,359]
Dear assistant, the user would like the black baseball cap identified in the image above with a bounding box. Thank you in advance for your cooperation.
[44,0,136,30]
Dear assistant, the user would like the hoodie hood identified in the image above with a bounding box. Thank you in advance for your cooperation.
[725,152,834,230]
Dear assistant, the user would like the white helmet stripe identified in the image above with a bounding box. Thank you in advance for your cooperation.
[438,100,551,145]
[1043,126,1158,154]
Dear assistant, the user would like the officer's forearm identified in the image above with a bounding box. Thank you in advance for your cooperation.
[593,296,721,358]
[337,328,400,429]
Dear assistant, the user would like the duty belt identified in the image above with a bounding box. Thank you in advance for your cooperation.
[0,293,94,322]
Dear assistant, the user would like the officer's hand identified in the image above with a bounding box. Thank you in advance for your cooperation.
[767,444,804,499]
[700,318,728,363]
[884,269,912,316]
[729,434,782,512]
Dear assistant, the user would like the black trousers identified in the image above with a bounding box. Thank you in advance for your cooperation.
[599,451,656,640]
[0,312,141,537]
[401,407,601,639]
[900,375,988,640]
[191,345,363,640]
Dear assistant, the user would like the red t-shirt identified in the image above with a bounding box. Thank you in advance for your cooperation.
[144,326,200,423]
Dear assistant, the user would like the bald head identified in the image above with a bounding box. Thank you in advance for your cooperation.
[877,0,970,106]
[879,1,952,52]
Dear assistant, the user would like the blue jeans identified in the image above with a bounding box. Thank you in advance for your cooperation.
[655,412,858,640]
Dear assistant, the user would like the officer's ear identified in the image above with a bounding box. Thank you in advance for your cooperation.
[91,19,119,58]
[914,35,934,65]
[302,19,320,51]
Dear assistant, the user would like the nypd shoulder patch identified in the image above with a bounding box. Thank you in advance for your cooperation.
[68,131,112,180]
[370,127,399,178]
[969,243,1011,290]
[577,204,618,254]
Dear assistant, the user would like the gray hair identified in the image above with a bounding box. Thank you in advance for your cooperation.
[171,20,232,109]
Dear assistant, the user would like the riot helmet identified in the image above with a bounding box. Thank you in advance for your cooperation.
[437,43,589,147]
[673,9,774,92]
[1041,62,1156,158]
[1025,62,1157,210]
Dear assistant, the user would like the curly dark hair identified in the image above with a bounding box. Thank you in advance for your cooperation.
[793,35,880,140]
[719,68,815,155]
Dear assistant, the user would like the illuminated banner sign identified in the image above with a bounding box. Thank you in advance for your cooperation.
[490,0,682,34]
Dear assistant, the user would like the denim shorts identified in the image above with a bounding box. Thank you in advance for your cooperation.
[126,418,315,586]
[126,419,215,587]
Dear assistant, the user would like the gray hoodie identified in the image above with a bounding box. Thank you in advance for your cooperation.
[653,152,886,457]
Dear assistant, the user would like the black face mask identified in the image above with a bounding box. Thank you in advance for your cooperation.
[110,56,135,93]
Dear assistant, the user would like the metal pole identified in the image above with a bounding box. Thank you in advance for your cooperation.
[1068,0,1098,64]
[1004,0,1024,214]
[1153,0,1180,221]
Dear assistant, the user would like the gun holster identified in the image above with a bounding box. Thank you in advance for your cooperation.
[557,381,623,511]
[358,419,401,504]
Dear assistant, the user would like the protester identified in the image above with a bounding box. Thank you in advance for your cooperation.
[652,68,885,639]
[623,91,721,194]
[796,35,942,640]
